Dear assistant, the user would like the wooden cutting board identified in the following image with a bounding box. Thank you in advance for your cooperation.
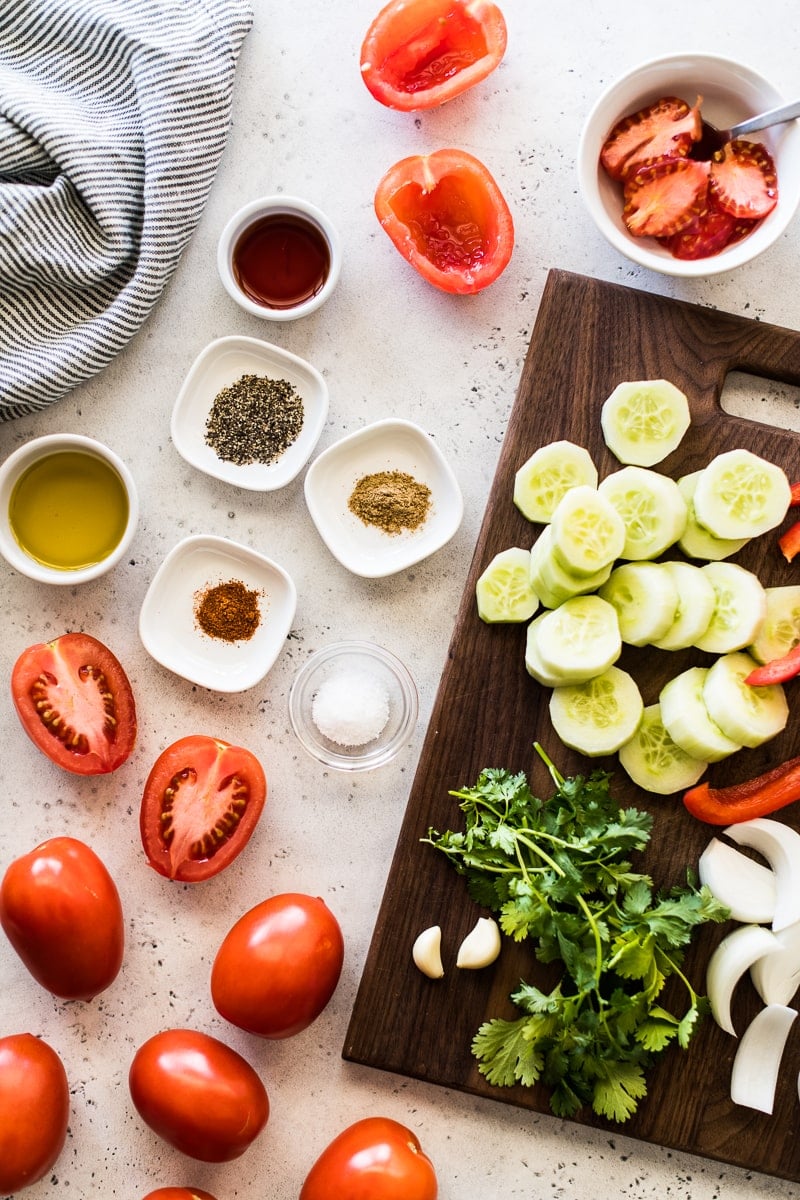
[343,269,800,1181]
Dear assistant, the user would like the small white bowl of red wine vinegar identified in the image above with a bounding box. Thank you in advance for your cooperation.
[217,195,342,320]
[0,433,139,584]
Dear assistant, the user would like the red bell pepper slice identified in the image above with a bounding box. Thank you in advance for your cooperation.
[790,481,800,506]
[360,0,507,112]
[374,148,514,294]
[683,755,800,824]
[746,643,800,686]
[779,520,800,562]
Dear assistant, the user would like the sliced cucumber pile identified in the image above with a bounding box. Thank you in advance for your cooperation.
[600,379,690,467]
[472,382,797,794]
[514,440,598,523]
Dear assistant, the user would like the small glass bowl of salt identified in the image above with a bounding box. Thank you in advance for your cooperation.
[288,641,418,770]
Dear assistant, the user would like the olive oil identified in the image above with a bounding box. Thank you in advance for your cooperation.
[9,450,129,571]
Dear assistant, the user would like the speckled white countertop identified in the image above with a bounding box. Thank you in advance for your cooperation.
[3,1,800,1198]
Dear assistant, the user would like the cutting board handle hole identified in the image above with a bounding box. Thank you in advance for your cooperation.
[720,370,800,433]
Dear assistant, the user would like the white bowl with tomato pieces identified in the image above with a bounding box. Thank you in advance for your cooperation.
[578,53,800,275]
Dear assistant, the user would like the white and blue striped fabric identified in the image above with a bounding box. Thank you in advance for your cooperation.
[0,0,253,419]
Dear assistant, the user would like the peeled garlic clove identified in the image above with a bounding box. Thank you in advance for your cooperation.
[412,925,444,979]
[456,916,501,969]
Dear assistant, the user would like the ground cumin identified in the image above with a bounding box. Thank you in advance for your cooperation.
[347,469,431,534]
[195,579,261,642]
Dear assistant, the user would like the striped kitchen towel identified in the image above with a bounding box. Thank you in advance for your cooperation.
[0,0,253,420]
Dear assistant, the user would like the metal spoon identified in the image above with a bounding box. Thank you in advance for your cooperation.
[695,97,800,158]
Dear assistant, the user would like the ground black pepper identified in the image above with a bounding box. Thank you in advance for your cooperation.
[204,373,304,465]
[347,469,432,534]
[195,579,262,642]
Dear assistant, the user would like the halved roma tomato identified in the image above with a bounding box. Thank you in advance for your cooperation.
[140,734,267,882]
[0,836,124,1001]
[375,148,513,294]
[11,631,137,774]
[142,1191,218,1200]
[360,0,507,111]
[300,1117,438,1200]
[0,1033,70,1195]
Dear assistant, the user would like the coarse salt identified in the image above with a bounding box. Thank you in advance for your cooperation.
[311,668,390,747]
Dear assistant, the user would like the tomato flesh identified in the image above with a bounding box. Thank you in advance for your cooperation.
[142,1188,218,1200]
[0,1033,70,1194]
[140,734,267,882]
[375,148,513,293]
[0,836,124,1000]
[361,0,507,111]
[11,631,137,774]
[300,1116,438,1200]
[129,1029,269,1163]
[211,893,345,1038]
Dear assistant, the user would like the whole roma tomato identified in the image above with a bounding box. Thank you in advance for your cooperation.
[11,631,137,774]
[375,148,514,294]
[360,0,507,111]
[211,893,344,1038]
[300,1117,438,1200]
[0,1033,70,1194]
[140,734,267,882]
[142,1190,218,1200]
[0,835,124,1000]
[129,1029,269,1162]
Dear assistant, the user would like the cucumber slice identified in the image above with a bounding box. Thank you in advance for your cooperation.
[694,562,767,654]
[598,466,688,560]
[549,666,643,756]
[618,703,708,795]
[513,440,598,523]
[702,651,789,748]
[676,471,749,561]
[525,614,570,687]
[659,666,742,762]
[652,561,716,651]
[600,379,690,467]
[693,449,791,541]
[529,525,612,608]
[598,562,679,647]
[750,586,800,664]
[476,547,539,623]
[550,484,626,577]
[534,594,621,683]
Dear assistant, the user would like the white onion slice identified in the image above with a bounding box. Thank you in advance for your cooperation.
[731,1004,797,1113]
[699,837,777,924]
[412,925,444,979]
[706,924,779,1035]
[725,818,800,932]
[751,921,800,1006]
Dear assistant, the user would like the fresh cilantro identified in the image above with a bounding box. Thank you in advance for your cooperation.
[423,744,728,1124]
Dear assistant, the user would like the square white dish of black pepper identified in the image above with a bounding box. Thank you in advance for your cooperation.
[170,335,328,490]
[138,534,297,692]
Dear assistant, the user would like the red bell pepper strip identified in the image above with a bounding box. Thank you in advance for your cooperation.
[746,644,800,686]
[790,481,800,506]
[683,755,800,824]
[779,520,800,562]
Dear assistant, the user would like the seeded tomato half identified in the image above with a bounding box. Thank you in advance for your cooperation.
[375,148,514,294]
[140,734,267,882]
[11,631,137,774]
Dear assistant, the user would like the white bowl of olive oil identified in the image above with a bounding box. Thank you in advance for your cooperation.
[0,434,138,584]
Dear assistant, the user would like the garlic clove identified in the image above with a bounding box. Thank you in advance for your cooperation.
[731,1003,797,1114]
[456,916,502,970]
[412,925,444,979]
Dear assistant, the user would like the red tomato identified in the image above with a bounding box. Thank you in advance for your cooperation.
[140,734,267,882]
[374,148,514,294]
[0,1033,70,1194]
[0,835,124,1000]
[11,631,137,774]
[142,1190,218,1200]
[211,893,344,1039]
[300,1117,438,1200]
[360,0,507,112]
[129,1029,269,1162]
